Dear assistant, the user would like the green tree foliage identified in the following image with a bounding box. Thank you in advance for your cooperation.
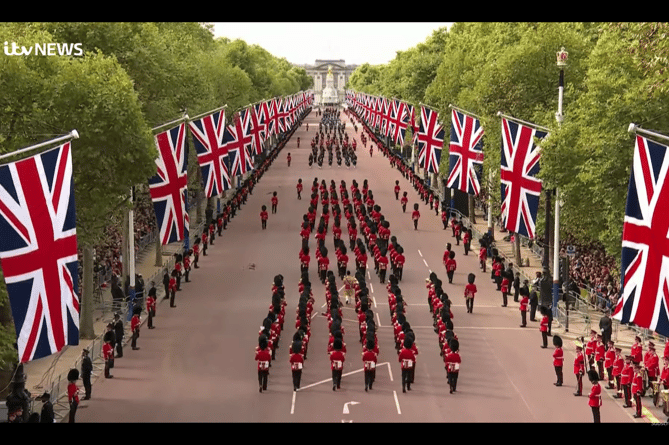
[0,21,312,368]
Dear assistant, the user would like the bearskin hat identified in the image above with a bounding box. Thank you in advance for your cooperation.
[103,331,114,343]
[133,305,143,316]
[468,273,476,284]
[366,338,376,351]
[587,369,599,383]
[449,250,456,259]
[413,203,419,210]
[333,338,343,351]
[449,338,459,352]
[553,335,563,348]
[67,368,80,382]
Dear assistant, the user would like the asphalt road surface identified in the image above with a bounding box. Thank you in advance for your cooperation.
[78,109,636,423]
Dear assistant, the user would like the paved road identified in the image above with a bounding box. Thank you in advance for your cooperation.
[76,108,646,423]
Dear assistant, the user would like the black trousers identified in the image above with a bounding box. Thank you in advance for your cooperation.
[466,297,474,313]
[364,369,376,388]
[591,406,600,423]
[332,369,342,388]
[541,331,548,348]
[292,370,302,389]
[131,328,139,349]
[520,310,527,326]
[82,374,92,398]
[148,309,154,328]
[448,371,459,392]
[258,370,268,390]
[104,360,112,378]
[69,401,78,423]
[555,366,563,385]
[170,289,176,307]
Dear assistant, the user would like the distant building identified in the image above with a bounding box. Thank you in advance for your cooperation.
[296,59,358,106]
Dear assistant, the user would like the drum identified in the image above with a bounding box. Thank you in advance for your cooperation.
[662,390,669,416]
[652,381,661,406]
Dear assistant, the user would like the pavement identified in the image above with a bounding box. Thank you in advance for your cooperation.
[9,105,669,423]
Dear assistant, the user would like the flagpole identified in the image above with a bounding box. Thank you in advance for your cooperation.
[151,112,190,133]
[496,112,551,133]
[553,47,568,322]
[0,130,79,162]
[448,104,483,121]
[628,123,669,143]
[188,105,227,123]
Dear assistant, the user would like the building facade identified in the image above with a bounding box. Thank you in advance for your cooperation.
[297,59,358,106]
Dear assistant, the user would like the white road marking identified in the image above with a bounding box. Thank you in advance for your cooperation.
[393,391,402,415]
[291,391,297,414]
[418,250,423,257]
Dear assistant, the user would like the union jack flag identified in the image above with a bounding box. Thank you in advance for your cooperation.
[248,103,267,155]
[0,142,79,363]
[266,98,281,136]
[447,109,485,196]
[415,105,445,174]
[388,100,409,145]
[189,109,230,198]
[224,110,254,177]
[149,123,189,245]
[379,97,391,136]
[499,117,546,239]
[613,134,669,337]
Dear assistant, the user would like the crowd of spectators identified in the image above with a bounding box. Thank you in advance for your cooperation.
[76,189,159,292]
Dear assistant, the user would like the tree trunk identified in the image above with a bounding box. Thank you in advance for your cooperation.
[514,234,522,267]
[468,195,476,224]
[80,246,95,339]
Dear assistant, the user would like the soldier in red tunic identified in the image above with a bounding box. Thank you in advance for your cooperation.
[260,205,268,230]
[632,363,644,418]
[146,287,156,329]
[362,338,378,392]
[256,335,272,393]
[398,336,417,393]
[102,332,115,379]
[130,306,141,350]
[587,369,602,423]
[573,341,586,395]
[553,335,564,386]
[296,178,303,200]
[443,337,461,394]
[464,272,477,314]
[394,180,400,200]
[330,338,346,391]
[271,191,278,214]
[400,192,408,213]
[411,203,420,230]
[289,340,304,391]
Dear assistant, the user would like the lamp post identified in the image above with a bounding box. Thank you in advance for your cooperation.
[553,47,568,318]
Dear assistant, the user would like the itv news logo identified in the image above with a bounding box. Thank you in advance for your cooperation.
[4,42,84,57]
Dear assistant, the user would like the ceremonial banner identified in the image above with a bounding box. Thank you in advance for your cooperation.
[447,108,485,196]
[224,110,254,177]
[248,103,267,155]
[189,109,231,198]
[149,122,189,245]
[415,105,445,174]
[614,133,669,337]
[499,116,547,239]
[0,142,79,362]
[388,99,409,146]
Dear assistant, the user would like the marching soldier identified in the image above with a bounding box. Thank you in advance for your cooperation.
[289,340,304,391]
[256,335,272,393]
[362,338,378,392]
[260,205,268,230]
[271,191,279,214]
[464,272,477,314]
[394,180,400,200]
[444,338,461,394]
[330,338,346,391]
[411,203,420,230]
[539,306,550,349]
[400,191,408,213]
[399,336,417,393]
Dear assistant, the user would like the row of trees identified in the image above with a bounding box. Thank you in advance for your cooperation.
[0,22,312,369]
[347,22,669,265]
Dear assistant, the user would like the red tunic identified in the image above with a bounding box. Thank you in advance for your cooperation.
[588,382,602,407]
